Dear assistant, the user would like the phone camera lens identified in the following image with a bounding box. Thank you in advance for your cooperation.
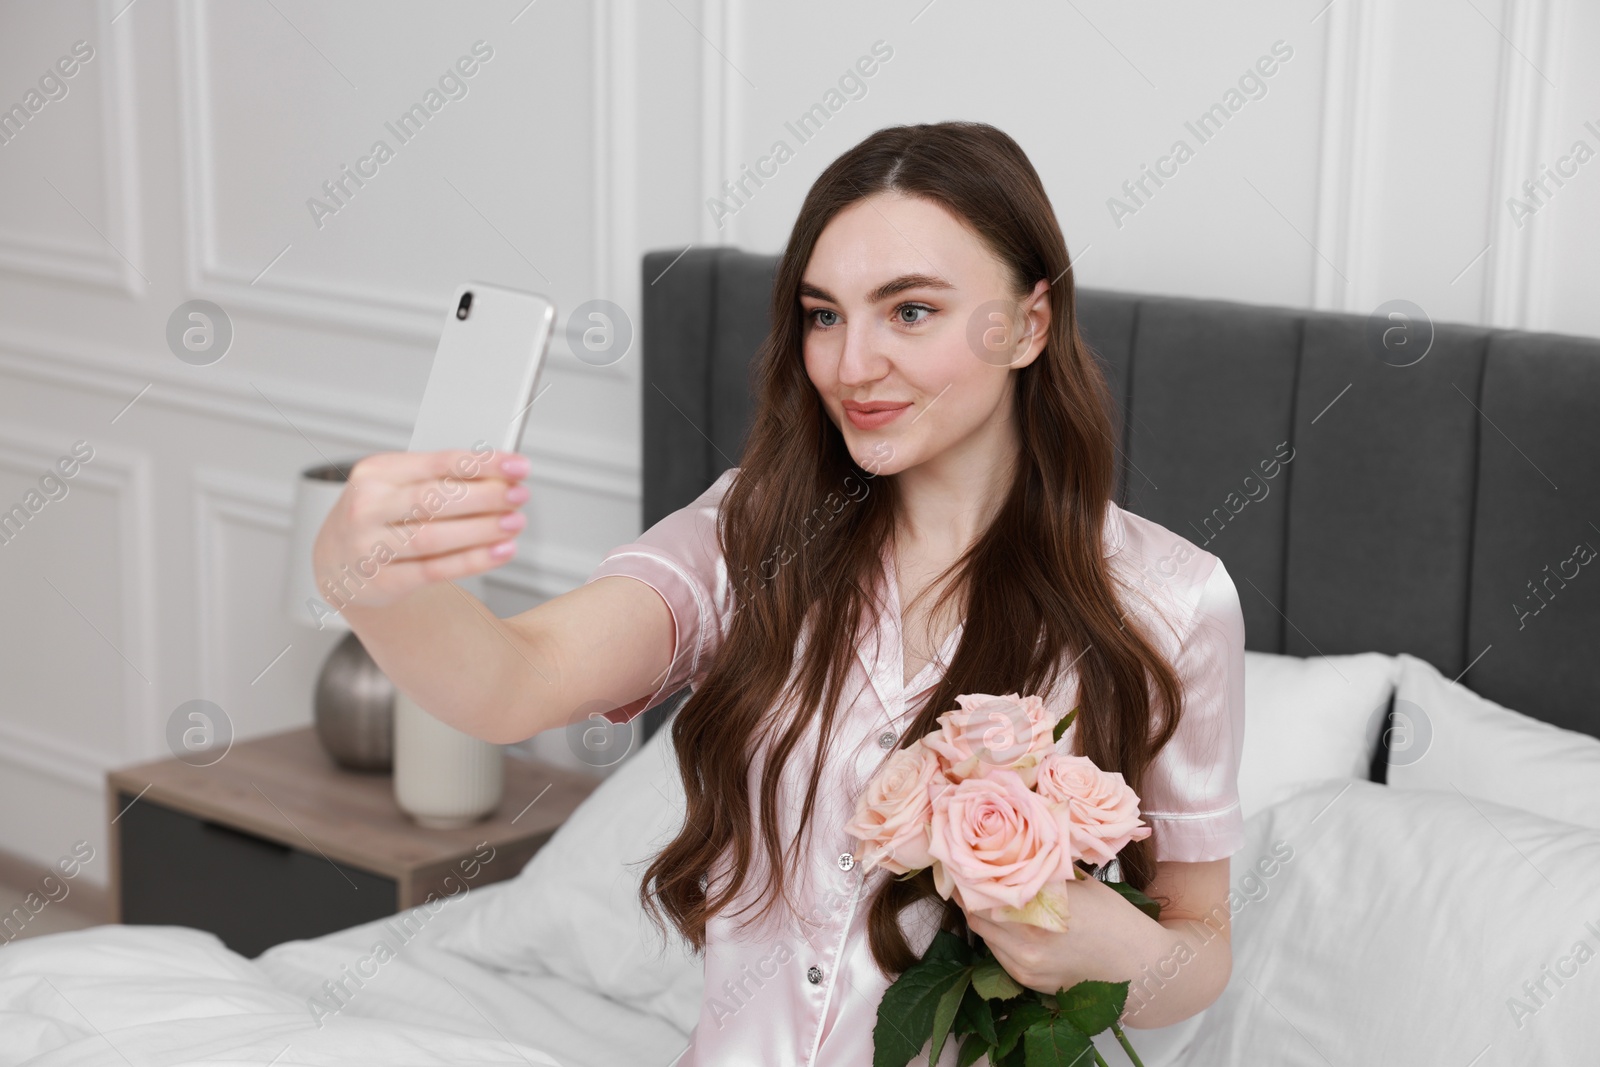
[456,291,473,320]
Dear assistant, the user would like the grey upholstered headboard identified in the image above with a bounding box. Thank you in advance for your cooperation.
[633,246,1600,750]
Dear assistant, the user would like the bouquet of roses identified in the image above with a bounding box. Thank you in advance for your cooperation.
[846,693,1161,1067]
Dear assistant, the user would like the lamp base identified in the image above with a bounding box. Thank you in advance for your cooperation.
[313,631,396,772]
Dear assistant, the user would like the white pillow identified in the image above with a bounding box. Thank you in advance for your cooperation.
[435,724,703,1031]
[1235,650,1398,819]
[1180,780,1600,1063]
[1385,652,1600,831]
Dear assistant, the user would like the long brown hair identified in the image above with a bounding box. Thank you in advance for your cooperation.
[638,121,1185,978]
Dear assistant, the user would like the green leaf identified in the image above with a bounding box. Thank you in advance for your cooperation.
[971,957,1026,1001]
[1022,1016,1096,1067]
[1052,980,1128,1037]
[956,983,1000,1045]
[873,960,971,1067]
[924,928,975,967]
[929,970,971,1065]
[993,999,1052,1058]
[956,1032,989,1067]
[1105,880,1162,922]
[1052,706,1079,744]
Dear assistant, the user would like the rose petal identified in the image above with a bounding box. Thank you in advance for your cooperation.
[983,879,1072,933]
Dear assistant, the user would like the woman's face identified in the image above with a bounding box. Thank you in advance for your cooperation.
[801,193,1051,478]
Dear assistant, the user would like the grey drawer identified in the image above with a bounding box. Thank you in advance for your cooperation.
[117,792,397,957]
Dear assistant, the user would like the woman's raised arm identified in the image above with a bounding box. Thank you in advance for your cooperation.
[313,448,676,745]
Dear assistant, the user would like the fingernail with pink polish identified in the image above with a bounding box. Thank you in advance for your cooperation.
[501,455,531,477]
[506,485,530,504]
[490,539,517,559]
[499,511,527,531]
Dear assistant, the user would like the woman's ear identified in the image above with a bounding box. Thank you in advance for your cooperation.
[1009,278,1052,369]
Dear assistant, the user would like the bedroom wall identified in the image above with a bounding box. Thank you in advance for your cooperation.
[0,0,1593,889]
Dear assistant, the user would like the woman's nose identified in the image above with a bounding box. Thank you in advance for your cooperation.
[836,322,886,386]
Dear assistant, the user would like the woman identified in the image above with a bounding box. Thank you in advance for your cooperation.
[316,121,1246,1066]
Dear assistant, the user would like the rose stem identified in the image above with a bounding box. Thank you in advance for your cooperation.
[1110,1022,1147,1067]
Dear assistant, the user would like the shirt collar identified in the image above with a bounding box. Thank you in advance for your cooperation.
[858,499,1123,710]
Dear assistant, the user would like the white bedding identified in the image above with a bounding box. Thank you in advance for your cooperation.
[0,924,569,1066]
[1179,779,1600,1065]
[0,879,689,1067]
[253,878,691,1066]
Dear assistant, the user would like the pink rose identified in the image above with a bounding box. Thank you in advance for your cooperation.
[925,769,1073,916]
[1033,752,1152,867]
[922,693,1058,788]
[845,745,942,875]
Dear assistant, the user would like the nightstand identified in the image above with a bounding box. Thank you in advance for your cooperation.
[106,726,601,957]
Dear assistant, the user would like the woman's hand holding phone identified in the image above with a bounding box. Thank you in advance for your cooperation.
[311,446,531,614]
[306,438,677,745]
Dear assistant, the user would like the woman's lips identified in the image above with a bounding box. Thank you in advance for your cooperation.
[844,403,911,430]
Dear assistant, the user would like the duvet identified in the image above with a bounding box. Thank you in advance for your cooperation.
[0,923,564,1066]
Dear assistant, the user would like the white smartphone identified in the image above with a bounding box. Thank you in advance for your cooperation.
[408,281,556,455]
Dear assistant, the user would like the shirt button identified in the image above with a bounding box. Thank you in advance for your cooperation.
[838,852,855,871]
[807,965,823,984]
[877,730,897,749]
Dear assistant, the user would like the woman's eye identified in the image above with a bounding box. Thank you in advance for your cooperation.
[810,308,840,328]
[896,304,932,325]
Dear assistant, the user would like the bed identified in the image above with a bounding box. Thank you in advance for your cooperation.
[4,248,1598,1066]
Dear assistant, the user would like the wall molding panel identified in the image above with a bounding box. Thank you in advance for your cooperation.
[0,427,157,786]
[172,0,626,386]
[190,467,293,706]
[0,0,143,293]
[595,0,643,357]
[173,0,443,343]
[695,0,736,248]
[1484,0,1562,332]
[1309,0,1386,314]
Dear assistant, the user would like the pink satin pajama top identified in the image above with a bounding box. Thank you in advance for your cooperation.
[583,467,1247,1066]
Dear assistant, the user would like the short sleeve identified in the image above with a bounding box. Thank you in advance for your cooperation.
[1140,558,1247,863]
[583,468,738,725]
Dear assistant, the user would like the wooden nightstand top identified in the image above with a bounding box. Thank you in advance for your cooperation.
[106,727,602,887]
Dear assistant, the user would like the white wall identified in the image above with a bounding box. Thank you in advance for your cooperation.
[0,0,1593,887]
